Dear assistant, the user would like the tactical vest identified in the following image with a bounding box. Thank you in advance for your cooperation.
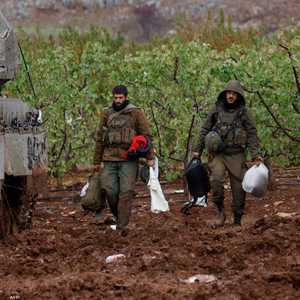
[213,107,247,148]
[104,104,137,150]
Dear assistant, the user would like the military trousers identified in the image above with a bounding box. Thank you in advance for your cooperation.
[208,152,247,217]
[100,160,138,228]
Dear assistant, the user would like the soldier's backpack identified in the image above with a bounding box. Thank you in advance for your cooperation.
[81,174,106,212]
[181,158,210,215]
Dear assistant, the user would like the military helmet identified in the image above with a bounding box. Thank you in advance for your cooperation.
[205,131,224,153]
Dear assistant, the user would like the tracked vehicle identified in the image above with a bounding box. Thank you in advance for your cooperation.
[0,11,48,238]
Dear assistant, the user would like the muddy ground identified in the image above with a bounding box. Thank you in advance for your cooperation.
[0,167,299,300]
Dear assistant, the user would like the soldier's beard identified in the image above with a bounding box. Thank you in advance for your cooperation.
[113,100,129,111]
[225,99,239,109]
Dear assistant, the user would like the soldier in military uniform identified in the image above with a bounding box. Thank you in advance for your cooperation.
[93,85,153,235]
[194,80,263,227]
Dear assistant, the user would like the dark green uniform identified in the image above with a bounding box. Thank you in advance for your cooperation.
[94,102,153,230]
[196,80,260,225]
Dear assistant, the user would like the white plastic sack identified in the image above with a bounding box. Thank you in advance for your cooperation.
[147,157,169,213]
[37,109,43,123]
[80,182,89,197]
[242,163,269,198]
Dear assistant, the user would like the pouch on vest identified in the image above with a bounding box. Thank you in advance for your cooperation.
[121,127,136,145]
[108,131,121,145]
[110,117,126,128]
[213,108,246,148]
[233,127,247,146]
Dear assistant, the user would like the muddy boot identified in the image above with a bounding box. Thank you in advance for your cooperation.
[211,205,226,228]
[233,214,242,226]
[95,211,105,225]
[116,226,129,237]
[104,216,116,225]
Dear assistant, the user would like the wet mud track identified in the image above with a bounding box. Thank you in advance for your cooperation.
[0,168,299,299]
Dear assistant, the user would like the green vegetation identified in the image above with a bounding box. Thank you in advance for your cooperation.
[5,18,300,177]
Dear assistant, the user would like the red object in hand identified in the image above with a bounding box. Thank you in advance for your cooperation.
[125,135,148,158]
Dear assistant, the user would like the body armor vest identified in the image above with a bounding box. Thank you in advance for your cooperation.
[104,104,137,150]
[213,108,247,148]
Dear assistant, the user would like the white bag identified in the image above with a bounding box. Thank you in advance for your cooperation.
[242,163,269,198]
[147,157,169,213]
[80,182,89,197]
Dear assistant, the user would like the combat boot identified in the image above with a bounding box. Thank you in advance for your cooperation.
[116,226,129,237]
[95,211,116,226]
[95,211,105,225]
[233,214,242,226]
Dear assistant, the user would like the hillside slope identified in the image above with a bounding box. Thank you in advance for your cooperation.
[1,0,300,40]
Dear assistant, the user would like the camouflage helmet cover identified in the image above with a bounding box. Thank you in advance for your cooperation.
[205,131,224,153]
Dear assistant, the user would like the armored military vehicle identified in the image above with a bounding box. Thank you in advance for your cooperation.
[0,11,48,238]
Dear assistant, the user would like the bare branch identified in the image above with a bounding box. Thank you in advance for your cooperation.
[256,91,300,142]
[279,43,300,96]
[279,44,300,114]
[149,102,163,157]
[168,154,184,162]
[152,99,177,118]
[292,102,300,114]
[184,114,196,164]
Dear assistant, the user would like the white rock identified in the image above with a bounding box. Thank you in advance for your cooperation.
[105,254,126,264]
[181,274,217,284]
[276,212,297,218]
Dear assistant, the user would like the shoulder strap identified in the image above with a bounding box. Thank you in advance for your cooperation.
[235,107,246,125]
[107,103,137,125]
[212,106,222,130]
